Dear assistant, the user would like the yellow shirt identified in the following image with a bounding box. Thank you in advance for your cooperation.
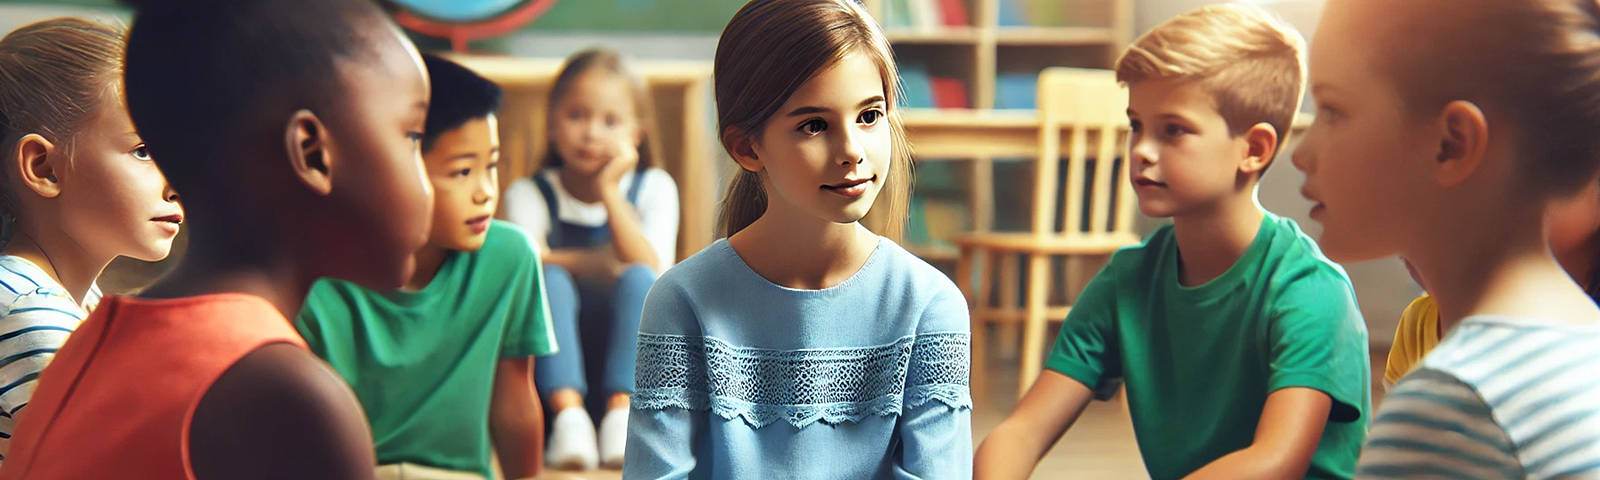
[1384,294,1441,386]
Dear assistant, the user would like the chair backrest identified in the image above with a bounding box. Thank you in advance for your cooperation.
[1033,67,1135,240]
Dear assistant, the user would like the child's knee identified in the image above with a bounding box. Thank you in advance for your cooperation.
[616,263,659,292]
[544,264,580,307]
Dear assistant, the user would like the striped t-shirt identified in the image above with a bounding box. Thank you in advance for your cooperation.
[1358,316,1600,479]
[0,256,99,465]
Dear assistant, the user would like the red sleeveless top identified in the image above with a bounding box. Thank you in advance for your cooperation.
[0,294,306,480]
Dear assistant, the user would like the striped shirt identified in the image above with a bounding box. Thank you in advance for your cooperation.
[1358,316,1600,479]
[0,256,99,465]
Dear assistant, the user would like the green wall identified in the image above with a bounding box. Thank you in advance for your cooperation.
[0,0,746,32]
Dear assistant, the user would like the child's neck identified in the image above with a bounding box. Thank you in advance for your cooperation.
[139,220,308,319]
[404,244,449,292]
[5,225,108,307]
[1414,217,1600,331]
[1169,193,1265,287]
[728,206,878,291]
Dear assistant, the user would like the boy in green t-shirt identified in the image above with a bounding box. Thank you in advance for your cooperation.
[975,5,1370,480]
[296,55,557,480]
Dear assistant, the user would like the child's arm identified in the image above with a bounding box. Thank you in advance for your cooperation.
[188,343,377,480]
[978,266,1122,480]
[1178,388,1331,480]
[597,137,663,273]
[623,281,700,480]
[491,357,544,480]
[1184,268,1369,480]
[974,371,1095,480]
[895,287,973,479]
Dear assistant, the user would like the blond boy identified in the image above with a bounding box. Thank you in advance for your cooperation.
[975,5,1370,480]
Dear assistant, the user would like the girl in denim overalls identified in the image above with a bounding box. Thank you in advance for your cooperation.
[501,47,679,472]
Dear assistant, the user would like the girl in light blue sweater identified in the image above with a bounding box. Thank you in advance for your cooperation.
[623,1,972,479]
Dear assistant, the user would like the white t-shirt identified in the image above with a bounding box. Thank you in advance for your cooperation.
[0,255,101,465]
[502,168,680,273]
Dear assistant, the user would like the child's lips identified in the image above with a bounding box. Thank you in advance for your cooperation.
[467,215,491,233]
[822,176,875,197]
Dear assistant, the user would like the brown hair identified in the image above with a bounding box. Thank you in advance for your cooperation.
[0,18,127,246]
[541,47,659,172]
[714,0,913,238]
[1115,4,1305,166]
[1381,0,1600,197]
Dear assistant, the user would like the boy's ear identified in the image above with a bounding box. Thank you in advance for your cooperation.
[284,109,334,196]
[15,134,62,199]
[1238,122,1279,176]
[723,126,763,173]
[1433,100,1489,187]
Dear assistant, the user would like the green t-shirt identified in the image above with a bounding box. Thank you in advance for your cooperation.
[295,220,557,478]
[1046,211,1370,480]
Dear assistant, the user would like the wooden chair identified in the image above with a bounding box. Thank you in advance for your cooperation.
[952,68,1141,400]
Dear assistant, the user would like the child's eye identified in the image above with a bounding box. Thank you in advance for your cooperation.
[1129,120,1142,133]
[799,119,827,135]
[859,109,883,126]
[451,168,471,178]
[407,132,424,145]
[605,115,620,128]
[130,144,152,161]
[1164,124,1187,138]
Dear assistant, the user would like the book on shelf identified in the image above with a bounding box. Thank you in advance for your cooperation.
[937,0,969,27]
[994,72,1038,109]
[998,0,1027,27]
[907,0,942,30]
[899,63,937,109]
[882,0,914,29]
[929,76,970,109]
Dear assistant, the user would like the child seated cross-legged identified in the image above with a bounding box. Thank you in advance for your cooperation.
[975,5,1371,480]
[501,47,679,471]
[1299,0,1600,475]
[623,1,973,478]
[0,0,437,478]
[296,54,558,480]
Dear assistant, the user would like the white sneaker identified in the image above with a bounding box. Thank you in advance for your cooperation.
[546,408,598,471]
[598,407,629,469]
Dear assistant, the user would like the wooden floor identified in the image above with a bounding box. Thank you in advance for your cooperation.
[538,349,1388,480]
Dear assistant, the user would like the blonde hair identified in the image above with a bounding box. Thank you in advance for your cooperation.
[0,18,127,245]
[1382,0,1600,197]
[1115,4,1306,163]
[714,0,912,239]
[542,47,660,172]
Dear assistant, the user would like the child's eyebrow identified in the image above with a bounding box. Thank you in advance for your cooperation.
[785,95,887,117]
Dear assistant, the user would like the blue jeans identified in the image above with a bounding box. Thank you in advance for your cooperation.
[535,263,655,410]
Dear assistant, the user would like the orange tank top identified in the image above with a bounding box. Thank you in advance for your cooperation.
[0,294,306,480]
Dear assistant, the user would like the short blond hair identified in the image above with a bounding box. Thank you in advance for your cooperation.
[1115,4,1306,160]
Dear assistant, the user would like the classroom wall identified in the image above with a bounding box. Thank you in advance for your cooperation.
[1,0,1415,337]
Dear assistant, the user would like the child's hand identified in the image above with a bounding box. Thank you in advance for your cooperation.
[596,136,640,197]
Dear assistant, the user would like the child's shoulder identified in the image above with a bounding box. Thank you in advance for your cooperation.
[476,220,539,260]
[1259,212,1353,287]
[652,239,740,293]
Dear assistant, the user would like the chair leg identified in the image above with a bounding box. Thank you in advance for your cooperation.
[997,253,1021,362]
[1018,252,1052,399]
[956,247,988,405]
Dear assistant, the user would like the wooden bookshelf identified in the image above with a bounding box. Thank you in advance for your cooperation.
[863,0,1133,109]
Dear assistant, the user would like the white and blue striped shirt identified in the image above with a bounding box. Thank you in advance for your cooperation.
[0,256,98,465]
[1358,316,1600,479]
